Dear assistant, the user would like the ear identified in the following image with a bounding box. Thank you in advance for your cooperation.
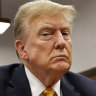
[15,40,28,60]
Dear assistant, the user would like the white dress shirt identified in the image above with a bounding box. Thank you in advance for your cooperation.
[24,66,62,96]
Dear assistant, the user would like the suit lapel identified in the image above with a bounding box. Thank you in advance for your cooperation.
[7,64,32,96]
[61,76,81,96]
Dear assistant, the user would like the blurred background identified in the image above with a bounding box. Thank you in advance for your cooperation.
[0,0,96,76]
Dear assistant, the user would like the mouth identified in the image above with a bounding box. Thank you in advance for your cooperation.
[52,54,68,60]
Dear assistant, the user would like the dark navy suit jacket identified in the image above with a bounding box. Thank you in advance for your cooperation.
[0,63,96,96]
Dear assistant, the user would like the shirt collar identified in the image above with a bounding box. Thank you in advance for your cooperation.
[24,66,60,96]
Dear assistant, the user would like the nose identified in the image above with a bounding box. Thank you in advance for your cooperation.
[54,32,66,49]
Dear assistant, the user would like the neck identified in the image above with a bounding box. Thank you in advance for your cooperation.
[40,73,62,87]
[24,62,65,87]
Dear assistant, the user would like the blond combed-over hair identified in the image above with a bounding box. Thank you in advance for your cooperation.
[14,0,76,40]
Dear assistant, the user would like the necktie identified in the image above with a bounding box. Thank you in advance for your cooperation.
[42,88,56,96]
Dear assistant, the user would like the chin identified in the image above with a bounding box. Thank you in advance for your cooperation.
[52,62,71,72]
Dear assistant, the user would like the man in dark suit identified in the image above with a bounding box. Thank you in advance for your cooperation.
[0,0,96,96]
[0,64,96,96]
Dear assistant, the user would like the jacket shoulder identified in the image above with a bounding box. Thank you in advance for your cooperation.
[62,71,96,96]
[0,63,22,82]
[64,71,95,83]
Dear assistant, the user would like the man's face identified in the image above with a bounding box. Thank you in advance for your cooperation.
[23,14,72,73]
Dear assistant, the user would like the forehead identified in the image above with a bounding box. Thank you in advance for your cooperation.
[29,14,71,31]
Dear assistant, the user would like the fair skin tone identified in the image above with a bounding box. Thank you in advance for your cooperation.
[15,14,72,87]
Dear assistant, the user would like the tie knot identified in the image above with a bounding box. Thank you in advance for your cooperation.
[42,88,55,96]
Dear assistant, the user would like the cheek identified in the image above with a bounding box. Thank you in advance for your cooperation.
[69,42,72,63]
[69,43,72,55]
[27,41,52,61]
[68,40,72,52]
[67,41,72,61]
[35,40,53,54]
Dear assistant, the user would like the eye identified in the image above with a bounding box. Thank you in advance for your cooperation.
[42,32,51,36]
[40,30,54,40]
[62,28,70,36]
[62,32,69,36]
[61,28,71,40]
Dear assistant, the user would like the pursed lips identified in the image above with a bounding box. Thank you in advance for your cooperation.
[52,54,68,60]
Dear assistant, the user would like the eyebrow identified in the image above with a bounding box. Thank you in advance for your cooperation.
[38,23,72,31]
[38,23,54,31]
